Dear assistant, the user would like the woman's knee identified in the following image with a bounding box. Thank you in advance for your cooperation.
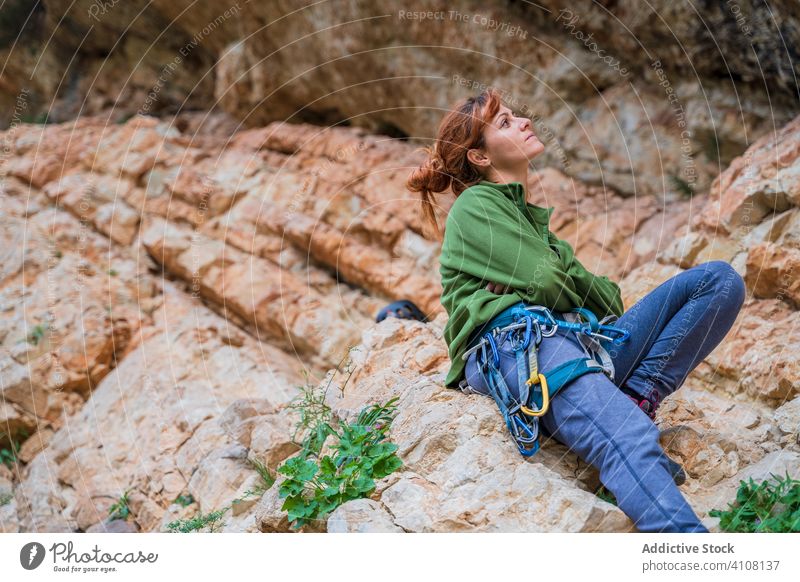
[695,260,746,309]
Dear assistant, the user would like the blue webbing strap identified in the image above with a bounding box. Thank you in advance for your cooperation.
[479,341,540,456]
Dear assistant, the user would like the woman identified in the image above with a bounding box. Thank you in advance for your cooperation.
[406,88,746,533]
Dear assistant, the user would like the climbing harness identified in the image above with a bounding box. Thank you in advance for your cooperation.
[458,302,631,457]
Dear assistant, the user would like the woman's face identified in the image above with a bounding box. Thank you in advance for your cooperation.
[479,104,545,170]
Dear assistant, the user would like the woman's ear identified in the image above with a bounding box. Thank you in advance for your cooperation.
[467,148,491,170]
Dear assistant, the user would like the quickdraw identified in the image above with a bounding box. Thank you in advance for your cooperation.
[460,302,631,457]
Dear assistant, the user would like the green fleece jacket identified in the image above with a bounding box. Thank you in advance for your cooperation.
[439,180,624,388]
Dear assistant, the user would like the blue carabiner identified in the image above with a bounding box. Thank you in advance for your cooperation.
[509,313,533,352]
[570,307,600,333]
[486,332,500,367]
[598,325,631,345]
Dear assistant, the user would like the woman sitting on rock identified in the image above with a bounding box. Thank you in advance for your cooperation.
[406,88,745,533]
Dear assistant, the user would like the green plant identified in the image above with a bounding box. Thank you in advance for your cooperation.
[166,508,228,533]
[595,485,617,506]
[231,458,277,510]
[108,489,132,521]
[0,431,26,468]
[0,492,13,507]
[288,350,356,454]
[277,397,403,530]
[108,269,118,276]
[27,324,46,346]
[288,377,333,453]
[247,456,276,491]
[709,471,800,532]
[0,447,18,468]
[174,494,195,508]
[19,111,49,125]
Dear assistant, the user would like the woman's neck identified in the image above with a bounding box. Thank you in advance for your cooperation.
[486,167,529,197]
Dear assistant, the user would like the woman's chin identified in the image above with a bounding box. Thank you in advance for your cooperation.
[527,141,545,159]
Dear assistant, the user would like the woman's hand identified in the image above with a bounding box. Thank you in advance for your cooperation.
[485,281,514,294]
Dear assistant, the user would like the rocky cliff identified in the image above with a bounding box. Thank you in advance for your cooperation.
[0,107,798,532]
[2,1,799,201]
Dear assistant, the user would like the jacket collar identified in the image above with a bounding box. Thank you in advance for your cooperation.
[477,180,554,225]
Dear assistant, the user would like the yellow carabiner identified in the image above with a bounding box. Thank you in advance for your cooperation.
[521,373,549,417]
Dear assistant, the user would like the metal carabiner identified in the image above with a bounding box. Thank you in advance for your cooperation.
[509,313,533,352]
[521,313,533,350]
[587,331,617,343]
[524,305,557,326]
[486,332,501,368]
[520,373,550,417]
[597,325,631,345]
[531,318,542,346]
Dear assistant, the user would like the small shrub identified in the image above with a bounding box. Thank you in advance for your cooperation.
[702,132,720,163]
[166,508,227,533]
[108,489,132,521]
[287,349,357,455]
[0,447,18,468]
[595,485,617,506]
[174,494,195,508]
[0,431,27,468]
[709,471,800,532]
[27,324,46,346]
[277,397,404,530]
[0,492,13,507]
[247,456,276,491]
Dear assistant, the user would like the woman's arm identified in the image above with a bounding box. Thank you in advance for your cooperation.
[548,233,624,318]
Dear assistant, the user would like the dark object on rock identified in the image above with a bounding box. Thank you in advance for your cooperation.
[375,299,427,323]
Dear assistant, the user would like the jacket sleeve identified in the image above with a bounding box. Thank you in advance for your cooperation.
[441,190,572,307]
[548,233,624,319]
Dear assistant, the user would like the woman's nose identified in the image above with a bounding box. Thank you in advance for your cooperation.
[520,117,531,132]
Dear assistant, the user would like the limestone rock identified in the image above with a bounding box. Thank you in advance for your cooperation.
[327,499,405,533]
[13,282,304,532]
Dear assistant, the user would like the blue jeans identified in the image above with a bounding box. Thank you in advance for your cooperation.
[464,261,746,532]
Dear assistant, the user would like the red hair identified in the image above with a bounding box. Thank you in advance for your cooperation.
[407,88,503,240]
